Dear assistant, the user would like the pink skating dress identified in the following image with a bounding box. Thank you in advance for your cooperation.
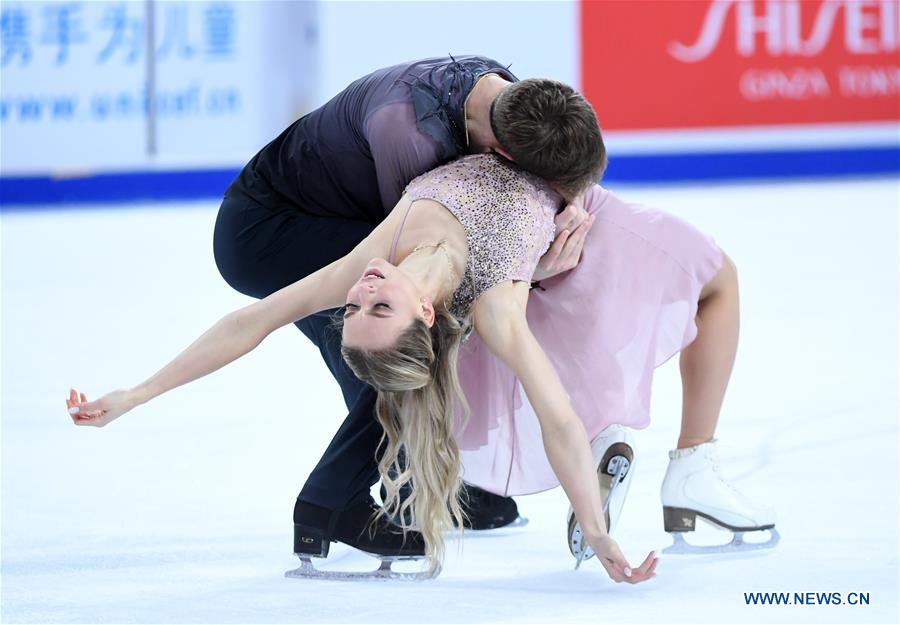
[397,154,724,496]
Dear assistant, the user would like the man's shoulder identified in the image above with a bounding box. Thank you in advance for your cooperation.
[366,55,514,81]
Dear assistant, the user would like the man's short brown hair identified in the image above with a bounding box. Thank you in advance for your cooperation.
[490,78,606,197]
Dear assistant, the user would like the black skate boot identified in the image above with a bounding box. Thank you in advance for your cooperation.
[459,482,522,530]
[293,496,425,558]
[287,496,430,581]
[379,480,523,530]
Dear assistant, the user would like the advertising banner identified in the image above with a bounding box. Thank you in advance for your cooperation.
[581,0,900,130]
[0,1,315,173]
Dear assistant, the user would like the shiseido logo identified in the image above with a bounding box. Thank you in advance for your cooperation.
[669,0,900,62]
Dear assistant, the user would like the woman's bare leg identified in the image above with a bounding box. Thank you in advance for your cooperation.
[677,253,740,449]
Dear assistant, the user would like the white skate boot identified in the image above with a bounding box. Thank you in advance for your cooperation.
[567,424,635,569]
[661,439,779,554]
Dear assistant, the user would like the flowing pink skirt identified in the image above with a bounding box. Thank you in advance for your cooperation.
[454,186,724,496]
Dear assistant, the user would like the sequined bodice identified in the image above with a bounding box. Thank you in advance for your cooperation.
[398,154,560,318]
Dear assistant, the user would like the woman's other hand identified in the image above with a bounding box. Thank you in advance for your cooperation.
[66,387,138,428]
[533,210,595,282]
[589,534,658,584]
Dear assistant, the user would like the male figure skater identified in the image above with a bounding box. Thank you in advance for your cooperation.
[212,55,605,563]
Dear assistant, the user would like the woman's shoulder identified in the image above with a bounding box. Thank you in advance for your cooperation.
[406,154,559,203]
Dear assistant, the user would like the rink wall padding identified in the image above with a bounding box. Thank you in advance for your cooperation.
[1,147,898,208]
[0,168,240,208]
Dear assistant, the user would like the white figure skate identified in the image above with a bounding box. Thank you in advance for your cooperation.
[661,439,779,554]
[567,424,635,569]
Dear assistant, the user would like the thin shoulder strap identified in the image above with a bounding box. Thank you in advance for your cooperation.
[388,200,416,264]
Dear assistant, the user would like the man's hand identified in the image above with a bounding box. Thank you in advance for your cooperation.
[533,190,594,282]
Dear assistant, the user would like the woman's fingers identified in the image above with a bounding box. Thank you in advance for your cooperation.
[545,230,571,266]
[574,214,594,241]
[555,205,576,232]
[621,552,658,584]
[67,388,99,418]
[79,400,102,416]
[606,547,659,584]
[536,211,595,280]
[557,204,587,233]
[559,215,594,269]
[604,545,632,577]
[636,551,656,575]
[67,389,81,414]
[557,199,589,233]
[601,560,626,583]
[592,535,657,585]
[67,388,109,426]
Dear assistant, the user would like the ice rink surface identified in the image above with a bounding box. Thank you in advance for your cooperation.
[2,177,898,624]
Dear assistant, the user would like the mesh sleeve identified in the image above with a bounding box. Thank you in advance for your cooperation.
[366,102,443,212]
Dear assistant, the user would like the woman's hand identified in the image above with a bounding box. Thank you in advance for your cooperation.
[66,387,138,428]
[533,191,595,282]
[588,533,658,584]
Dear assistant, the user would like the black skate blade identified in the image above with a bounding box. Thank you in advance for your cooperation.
[285,555,438,581]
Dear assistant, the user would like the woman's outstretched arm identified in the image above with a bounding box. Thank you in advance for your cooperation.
[67,255,358,427]
[472,281,657,584]
[66,196,404,427]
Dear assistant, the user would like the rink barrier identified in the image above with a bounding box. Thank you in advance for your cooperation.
[1,146,898,208]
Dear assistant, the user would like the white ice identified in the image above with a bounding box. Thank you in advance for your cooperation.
[2,177,898,624]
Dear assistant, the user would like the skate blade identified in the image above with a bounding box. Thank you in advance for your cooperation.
[285,556,438,581]
[663,527,780,555]
[478,515,529,530]
[568,448,633,564]
[507,515,529,529]
[462,515,529,534]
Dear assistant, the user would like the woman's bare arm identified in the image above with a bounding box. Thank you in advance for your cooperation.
[68,259,354,427]
[68,199,402,426]
[133,259,351,406]
[472,282,609,538]
[472,282,656,583]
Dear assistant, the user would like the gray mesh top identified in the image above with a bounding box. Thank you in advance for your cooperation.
[392,154,561,319]
[229,56,516,222]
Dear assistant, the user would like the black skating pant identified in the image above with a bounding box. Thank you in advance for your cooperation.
[212,188,381,511]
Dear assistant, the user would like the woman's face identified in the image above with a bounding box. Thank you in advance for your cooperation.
[341,258,428,350]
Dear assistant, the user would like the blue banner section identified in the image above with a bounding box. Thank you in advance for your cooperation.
[1,147,898,208]
[1,168,237,208]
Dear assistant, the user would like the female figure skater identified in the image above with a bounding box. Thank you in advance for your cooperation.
[67,151,775,582]
[338,153,775,577]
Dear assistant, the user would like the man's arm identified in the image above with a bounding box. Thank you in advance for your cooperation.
[367,103,443,211]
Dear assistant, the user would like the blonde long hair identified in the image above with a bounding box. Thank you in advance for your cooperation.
[340,303,470,573]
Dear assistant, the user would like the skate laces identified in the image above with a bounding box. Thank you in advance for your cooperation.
[707,448,746,497]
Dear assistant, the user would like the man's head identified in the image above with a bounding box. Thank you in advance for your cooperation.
[490,78,606,199]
